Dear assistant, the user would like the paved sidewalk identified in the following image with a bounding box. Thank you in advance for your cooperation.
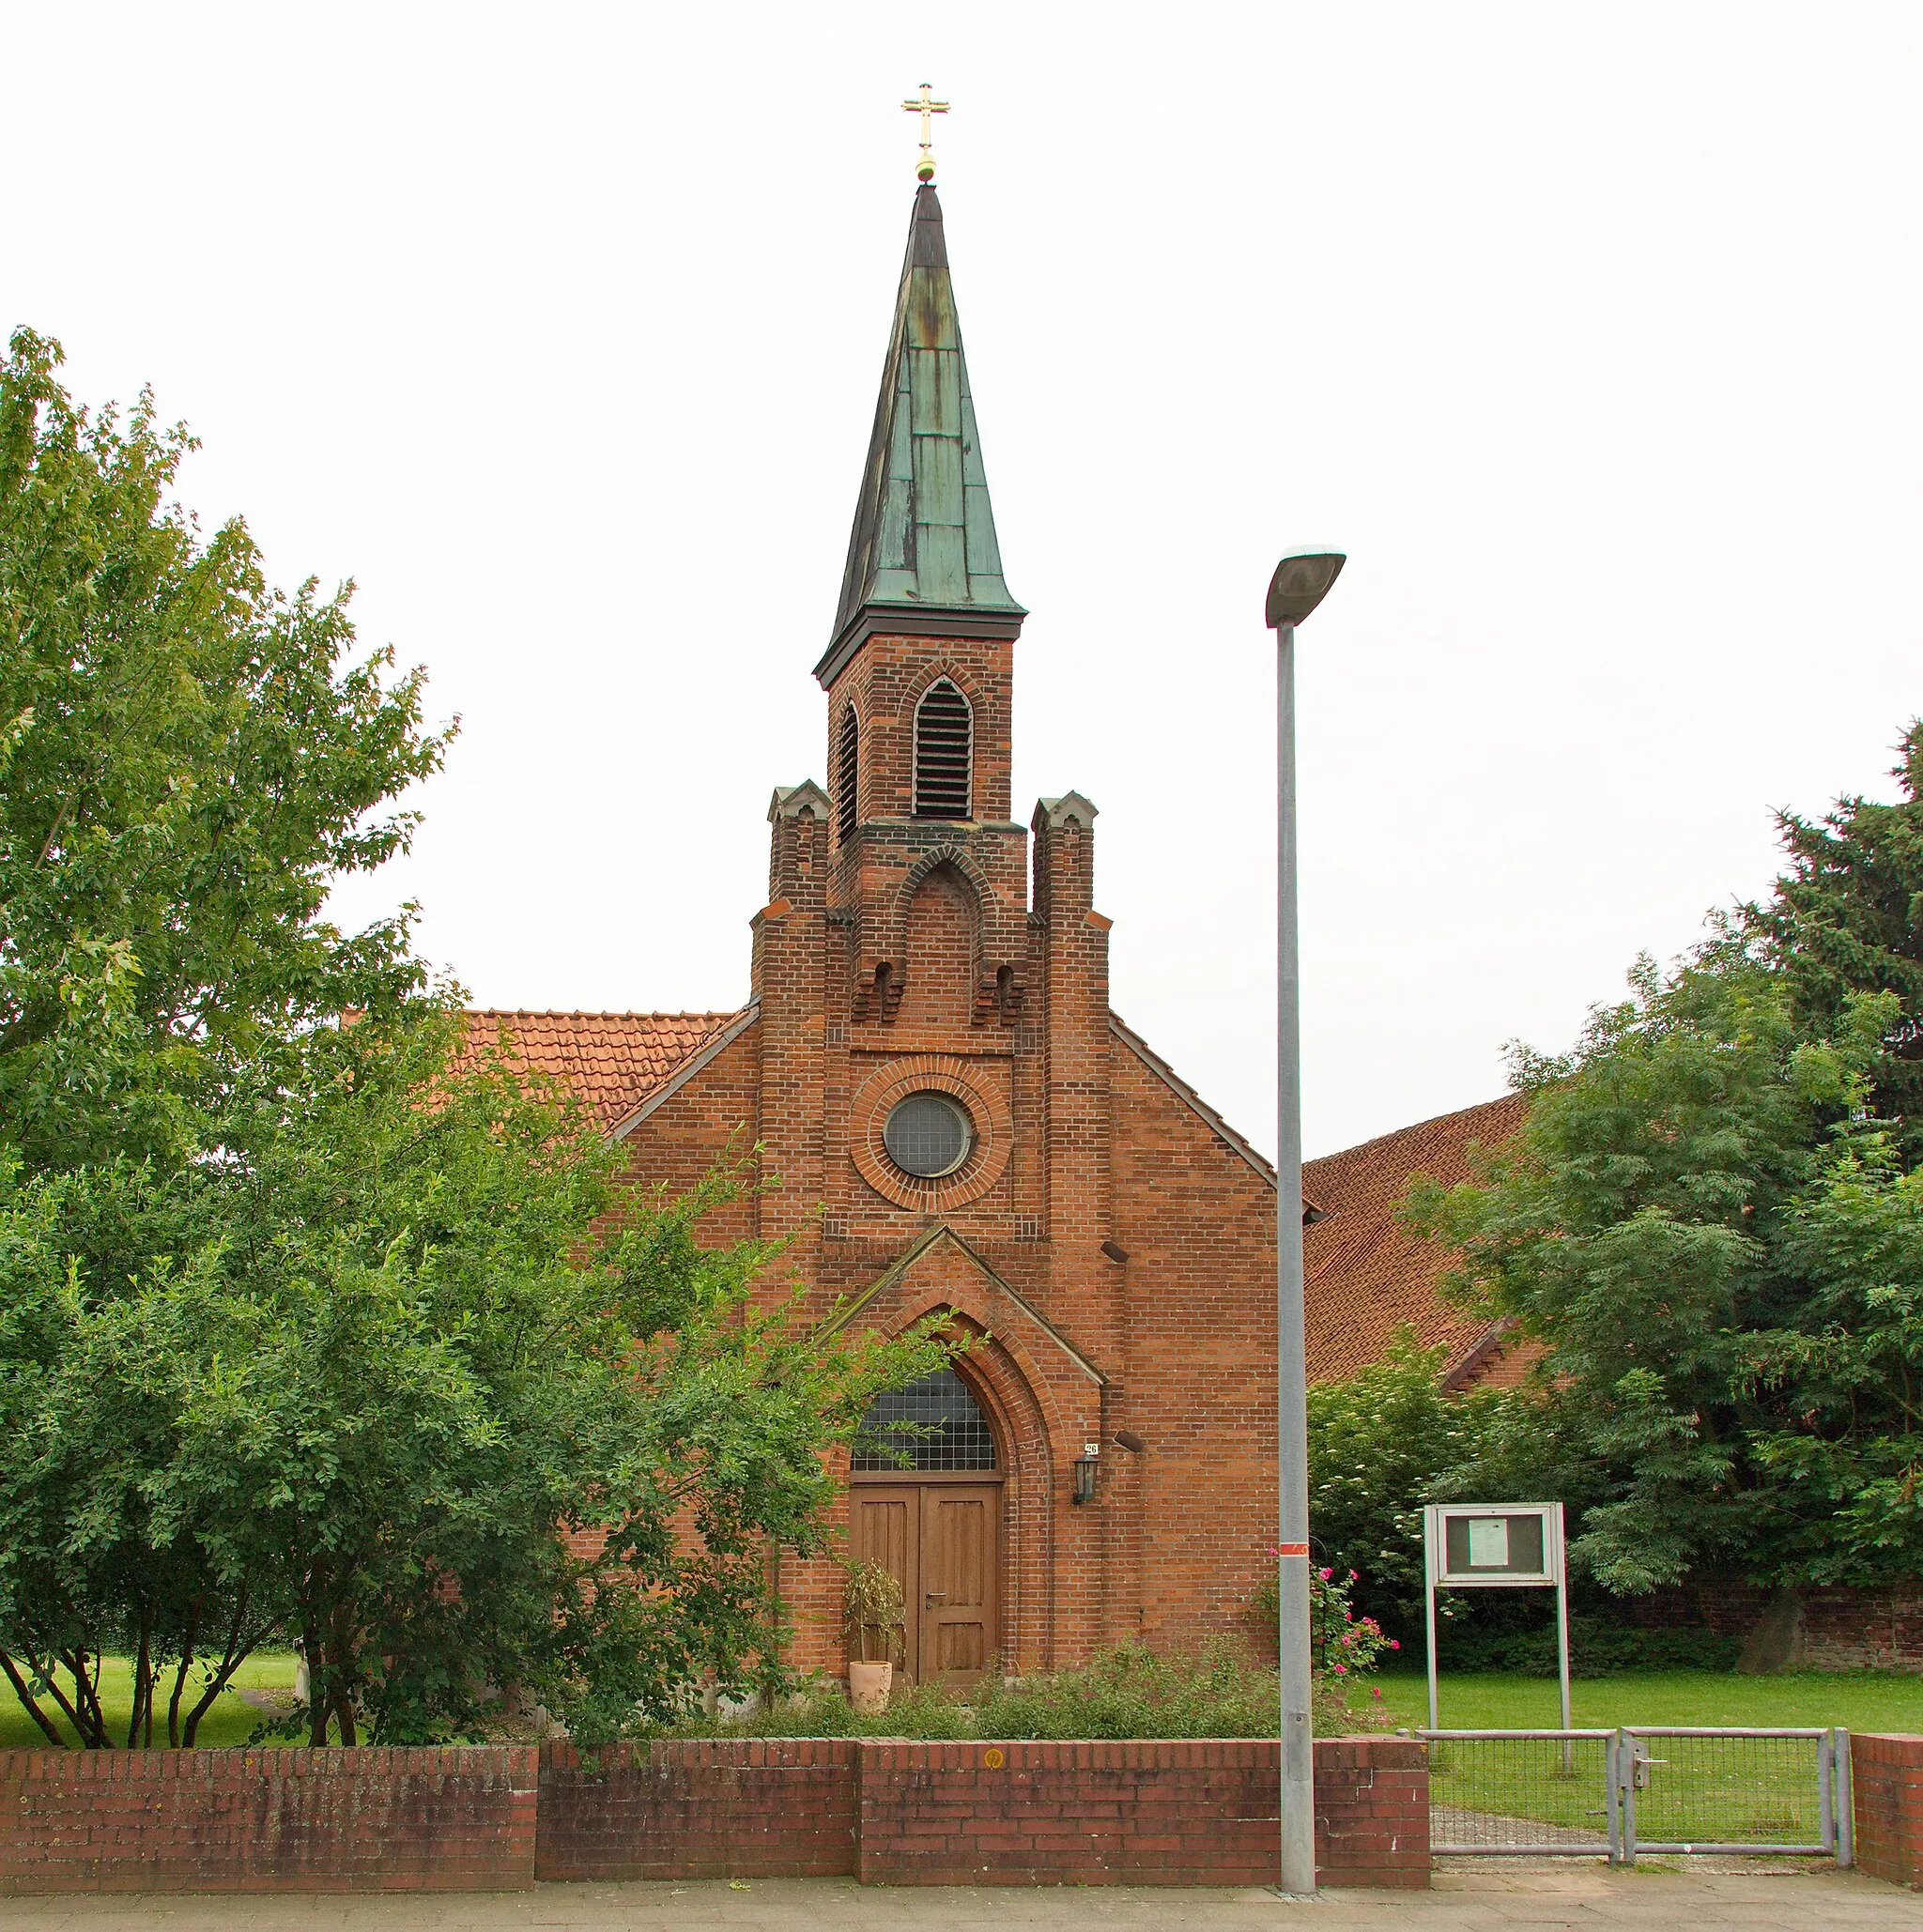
[0,1865,1915,1932]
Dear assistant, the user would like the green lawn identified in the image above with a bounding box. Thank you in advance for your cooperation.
[0,1651,300,1751]
[1368,1667,1923,1734]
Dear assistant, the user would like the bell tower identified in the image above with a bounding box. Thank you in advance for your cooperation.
[814,184,1031,1026]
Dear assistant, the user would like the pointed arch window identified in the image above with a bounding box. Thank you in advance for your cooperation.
[853,1365,997,1471]
[836,702,860,843]
[914,680,972,820]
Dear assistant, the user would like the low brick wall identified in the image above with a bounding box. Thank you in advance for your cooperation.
[1627,1581,1923,1670]
[1314,1736,1431,1887]
[0,1745,537,1895]
[856,1737,1427,1889]
[0,1734,1426,1894]
[536,1738,857,1879]
[1854,1734,1923,1888]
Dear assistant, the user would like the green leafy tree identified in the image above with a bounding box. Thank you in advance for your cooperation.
[1749,720,1923,1165]
[0,326,448,1173]
[0,334,958,1748]
[1407,942,1915,1595]
[1303,1329,1580,1634]
[0,1011,957,1746]
[1307,1333,1504,1618]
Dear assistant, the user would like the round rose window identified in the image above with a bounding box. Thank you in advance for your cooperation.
[883,1091,975,1179]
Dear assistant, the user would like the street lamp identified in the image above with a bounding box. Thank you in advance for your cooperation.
[1267,545,1345,1899]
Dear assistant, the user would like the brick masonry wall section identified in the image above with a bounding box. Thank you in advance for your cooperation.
[535,1739,858,1880]
[1854,1734,1923,1889]
[0,1745,538,1895]
[0,1736,1425,1894]
[856,1737,1429,1890]
[1625,1583,1923,1672]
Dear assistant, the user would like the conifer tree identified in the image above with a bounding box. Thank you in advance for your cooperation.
[1751,720,1923,1163]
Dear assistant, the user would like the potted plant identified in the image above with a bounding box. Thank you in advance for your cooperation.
[843,1559,905,1713]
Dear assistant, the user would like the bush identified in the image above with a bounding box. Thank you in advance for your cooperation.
[1433,1613,1740,1678]
[651,1642,1389,1740]
[975,1643,1279,1740]
[1306,1331,1561,1634]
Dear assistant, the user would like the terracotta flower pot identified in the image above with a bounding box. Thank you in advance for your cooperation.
[848,1660,894,1714]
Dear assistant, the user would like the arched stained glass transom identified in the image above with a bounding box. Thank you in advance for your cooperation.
[853,1365,997,1472]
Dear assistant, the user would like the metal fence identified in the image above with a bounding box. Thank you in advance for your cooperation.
[1419,1726,1852,1864]
[1424,1729,1620,1858]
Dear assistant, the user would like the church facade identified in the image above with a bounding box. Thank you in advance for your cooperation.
[472,184,1285,1683]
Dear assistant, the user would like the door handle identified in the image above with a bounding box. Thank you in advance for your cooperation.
[925,1592,947,1609]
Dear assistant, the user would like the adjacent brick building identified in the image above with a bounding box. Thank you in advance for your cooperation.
[1302,1095,1542,1389]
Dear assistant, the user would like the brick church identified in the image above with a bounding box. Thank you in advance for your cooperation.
[469,182,1287,1683]
[471,185,1529,1686]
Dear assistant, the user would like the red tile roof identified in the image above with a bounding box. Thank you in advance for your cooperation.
[457,1009,748,1131]
[1303,1093,1529,1383]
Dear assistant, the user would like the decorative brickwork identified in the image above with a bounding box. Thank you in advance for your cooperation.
[514,599,1294,1675]
[1853,1734,1923,1888]
[0,1745,537,1895]
[846,1050,1013,1209]
[0,1737,1426,1894]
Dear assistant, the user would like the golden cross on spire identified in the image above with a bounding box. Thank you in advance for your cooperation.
[900,83,950,183]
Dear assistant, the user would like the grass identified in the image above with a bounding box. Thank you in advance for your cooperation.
[0,1651,300,1751]
[1369,1666,1923,1735]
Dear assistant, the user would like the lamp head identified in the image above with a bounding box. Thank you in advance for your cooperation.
[1265,549,1346,630]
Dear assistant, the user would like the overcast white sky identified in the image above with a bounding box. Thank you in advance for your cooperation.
[8,3,1920,1158]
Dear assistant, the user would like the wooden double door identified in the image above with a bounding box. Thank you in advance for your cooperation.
[849,1478,1001,1686]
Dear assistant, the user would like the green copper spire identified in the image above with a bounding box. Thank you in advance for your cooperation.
[817,185,1025,685]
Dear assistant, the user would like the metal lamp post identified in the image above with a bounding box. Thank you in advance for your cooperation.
[1266,547,1346,1898]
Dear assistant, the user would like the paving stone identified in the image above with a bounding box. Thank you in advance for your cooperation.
[0,1870,1916,1932]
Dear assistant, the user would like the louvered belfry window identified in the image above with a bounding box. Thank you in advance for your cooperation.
[836,703,860,842]
[914,680,972,820]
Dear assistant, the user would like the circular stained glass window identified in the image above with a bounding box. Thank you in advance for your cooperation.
[883,1091,974,1179]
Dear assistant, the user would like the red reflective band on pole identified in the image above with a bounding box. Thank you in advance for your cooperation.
[1277,1542,1310,1556]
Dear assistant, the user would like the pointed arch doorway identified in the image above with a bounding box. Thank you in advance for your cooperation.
[850,1365,1002,1687]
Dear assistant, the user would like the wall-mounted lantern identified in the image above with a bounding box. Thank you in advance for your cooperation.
[1071,1441,1100,1505]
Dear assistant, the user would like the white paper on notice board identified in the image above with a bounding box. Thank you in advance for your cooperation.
[1468,1518,1509,1567]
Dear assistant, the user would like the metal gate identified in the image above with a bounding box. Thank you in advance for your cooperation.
[1420,1726,1852,1864]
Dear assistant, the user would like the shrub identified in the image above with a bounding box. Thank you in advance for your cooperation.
[651,1642,1386,1740]
[1303,1330,1592,1645]
[1435,1613,1740,1678]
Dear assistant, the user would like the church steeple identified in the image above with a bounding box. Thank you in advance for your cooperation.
[816,185,1025,688]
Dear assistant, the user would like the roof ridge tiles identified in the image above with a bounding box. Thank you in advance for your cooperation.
[463,1008,744,1022]
[1305,1092,1526,1172]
